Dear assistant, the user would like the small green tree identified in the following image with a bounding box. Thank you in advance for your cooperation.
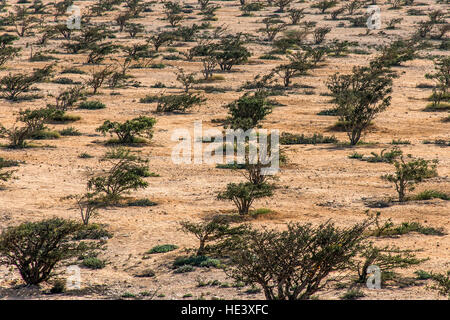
[226,93,272,131]
[217,182,274,215]
[87,152,152,203]
[354,243,427,284]
[215,34,251,71]
[0,34,21,67]
[382,155,438,202]
[0,64,54,100]
[96,116,156,144]
[311,0,337,14]
[0,107,57,148]
[0,218,99,285]
[228,220,371,300]
[180,217,249,256]
[327,64,395,145]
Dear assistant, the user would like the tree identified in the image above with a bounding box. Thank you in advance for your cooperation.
[180,217,249,256]
[217,182,274,215]
[313,27,331,44]
[87,153,151,203]
[175,68,197,92]
[274,51,315,87]
[288,8,305,25]
[8,5,39,37]
[259,17,286,42]
[0,218,99,285]
[0,107,57,148]
[0,34,21,67]
[164,1,184,27]
[425,57,450,106]
[86,66,113,94]
[225,92,272,131]
[228,220,371,300]
[96,116,156,144]
[382,155,438,202]
[354,243,426,284]
[215,34,251,71]
[326,64,395,145]
[148,30,175,52]
[273,0,294,12]
[0,64,54,100]
[311,0,337,14]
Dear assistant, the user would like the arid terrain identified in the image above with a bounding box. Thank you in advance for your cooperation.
[0,0,448,300]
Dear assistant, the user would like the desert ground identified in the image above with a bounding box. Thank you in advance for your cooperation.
[0,0,448,300]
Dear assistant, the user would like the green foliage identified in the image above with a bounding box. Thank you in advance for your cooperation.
[147,244,178,254]
[59,126,81,136]
[156,93,206,113]
[180,217,249,256]
[280,132,337,145]
[382,155,438,202]
[96,116,156,144]
[327,63,395,145]
[229,220,371,300]
[430,271,450,298]
[415,270,432,280]
[87,154,151,203]
[79,101,106,110]
[0,64,54,100]
[126,198,157,206]
[0,107,58,148]
[173,255,221,269]
[0,218,99,285]
[217,182,274,215]
[225,92,272,131]
[354,244,427,285]
[82,257,106,269]
[73,223,112,240]
[413,189,449,201]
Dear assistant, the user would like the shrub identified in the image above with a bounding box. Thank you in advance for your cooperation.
[280,132,337,145]
[59,127,81,136]
[217,182,274,215]
[225,93,272,131]
[228,220,371,300]
[327,64,395,145]
[430,271,450,298]
[79,101,106,110]
[0,107,58,148]
[413,190,449,201]
[156,93,206,113]
[354,244,427,285]
[0,64,54,100]
[87,154,151,203]
[382,155,438,202]
[0,218,99,285]
[50,279,66,294]
[96,116,156,144]
[82,257,106,269]
[147,244,178,254]
[73,223,112,240]
[180,218,248,256]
